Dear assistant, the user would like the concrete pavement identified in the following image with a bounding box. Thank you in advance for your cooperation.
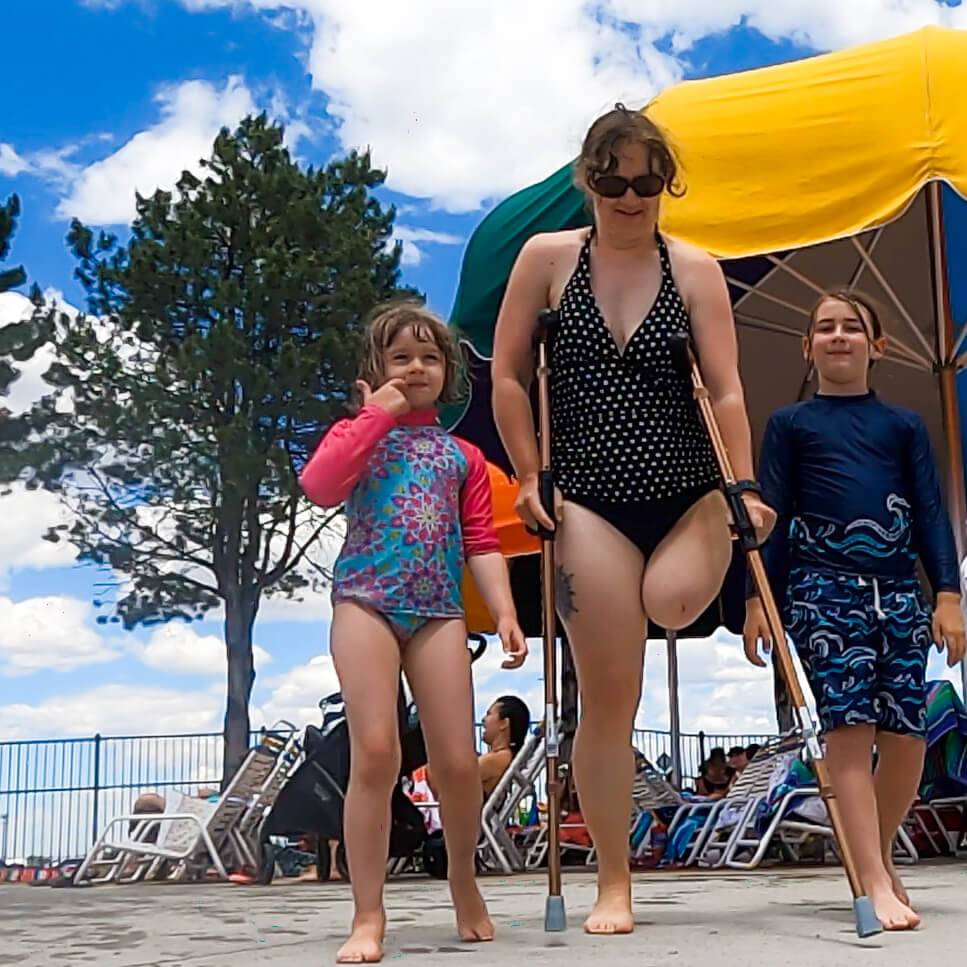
[3,862,964,966]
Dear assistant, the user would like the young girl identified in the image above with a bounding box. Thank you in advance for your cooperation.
[744,291,966,931]
[300,301,527,964]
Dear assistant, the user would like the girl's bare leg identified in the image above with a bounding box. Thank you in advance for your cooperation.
[404,618,494,942]
[331,602,403,963]
[555,502,647,934]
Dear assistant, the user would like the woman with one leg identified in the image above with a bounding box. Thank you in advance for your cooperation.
[492,105,774,934]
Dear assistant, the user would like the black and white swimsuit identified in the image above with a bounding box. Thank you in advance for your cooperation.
[550,228,721,556]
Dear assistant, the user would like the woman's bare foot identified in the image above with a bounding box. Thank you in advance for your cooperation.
[450,873,495,942]
[336,911,386,963]
[584,881,634,935]
[883,854,911,906]
[869,881,921,931]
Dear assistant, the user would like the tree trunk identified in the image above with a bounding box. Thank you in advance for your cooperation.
[223,592,257,787]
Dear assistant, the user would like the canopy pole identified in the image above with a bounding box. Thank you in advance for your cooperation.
[926,182,967,699]
[666,630,682,788]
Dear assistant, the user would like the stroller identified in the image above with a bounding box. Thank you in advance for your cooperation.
[258,635,488,883]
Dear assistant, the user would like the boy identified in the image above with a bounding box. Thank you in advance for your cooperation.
[744,291,965,931]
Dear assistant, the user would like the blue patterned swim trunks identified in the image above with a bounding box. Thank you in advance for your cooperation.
[785,567,932,737]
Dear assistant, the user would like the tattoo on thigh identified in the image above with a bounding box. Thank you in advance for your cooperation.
[555,566,579,619]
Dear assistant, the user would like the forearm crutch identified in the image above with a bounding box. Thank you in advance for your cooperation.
[668,333,882,940]
[533,307,566,932]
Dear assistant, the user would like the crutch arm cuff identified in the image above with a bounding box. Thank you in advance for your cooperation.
[726,479,763,499]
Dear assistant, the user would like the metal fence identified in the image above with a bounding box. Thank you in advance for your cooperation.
[0,726,772,866]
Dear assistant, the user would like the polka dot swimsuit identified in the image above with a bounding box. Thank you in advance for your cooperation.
[550,230,720,508]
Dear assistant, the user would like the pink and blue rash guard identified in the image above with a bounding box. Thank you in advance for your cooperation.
[299,404,501,623]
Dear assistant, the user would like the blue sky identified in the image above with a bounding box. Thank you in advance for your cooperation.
[2,1,966,742]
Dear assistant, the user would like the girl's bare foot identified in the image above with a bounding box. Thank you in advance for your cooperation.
[584,881,634,935]
[869,881,921,931]
[337,912,386,963]
[884,854,911,906]
[450,873,495,942]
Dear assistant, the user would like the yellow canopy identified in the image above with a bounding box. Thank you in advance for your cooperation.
[650,26,967,258]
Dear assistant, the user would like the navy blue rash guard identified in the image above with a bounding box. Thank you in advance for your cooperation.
[754,391,960,604]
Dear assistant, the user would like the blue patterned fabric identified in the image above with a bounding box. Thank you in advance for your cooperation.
[786,567,931,736]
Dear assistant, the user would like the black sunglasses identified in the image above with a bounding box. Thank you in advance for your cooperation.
[589,172,665,199]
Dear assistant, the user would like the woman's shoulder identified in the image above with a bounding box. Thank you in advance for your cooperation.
[519,228,587,262]
[664,234,718,271]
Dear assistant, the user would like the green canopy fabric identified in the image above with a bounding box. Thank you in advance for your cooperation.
[449,163,587,356]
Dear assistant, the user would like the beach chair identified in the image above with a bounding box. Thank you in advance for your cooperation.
[690,733,807,868]
[909,681,967,857]
[629,759,714,862]
[234,724,303,868]
[477,725,546,873]
[692,734,922,871]
[403,726,547,877]
[74,733,293,885]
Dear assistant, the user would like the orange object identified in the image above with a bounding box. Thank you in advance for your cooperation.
[463,462,538,633]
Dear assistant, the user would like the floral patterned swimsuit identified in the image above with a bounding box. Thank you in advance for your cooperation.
[299,405,500,642]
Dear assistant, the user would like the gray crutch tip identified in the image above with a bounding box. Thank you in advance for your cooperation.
[853,896,882,938]
[544,895,567,932]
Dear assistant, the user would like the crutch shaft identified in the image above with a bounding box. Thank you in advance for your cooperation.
[534,311,564,913]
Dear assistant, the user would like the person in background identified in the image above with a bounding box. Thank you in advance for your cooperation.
[727,746,750,778]
[695,747,732,799]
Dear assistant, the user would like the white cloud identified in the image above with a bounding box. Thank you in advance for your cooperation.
[164,0,967,211]
[260,653,340,726]
[0,485,77,590]
[300,1,681,212]
[55,76,258,225]
[0,143,29,177]
[640,628,798,735]
[392,225,463,267]
[0,682,227,740]
[607,0,967,51]
[0,595,119,676]
[0,292,65,417]
[136,621,272,677]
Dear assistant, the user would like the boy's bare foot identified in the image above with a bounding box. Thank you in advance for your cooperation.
[884,854,911,906]
[450,873,495,942]
[336,912,386,963]
[869,881,921,931]
[584,881,634,935]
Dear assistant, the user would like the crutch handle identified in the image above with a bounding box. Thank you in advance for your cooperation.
[525,308,560,541]
[534,308,559,347]
[528,469,558,540]
[724,481,765,552]
[667,331,693,376]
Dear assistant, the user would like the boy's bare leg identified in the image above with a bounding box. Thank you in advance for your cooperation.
[825,724,920,930]
[404,618,494,942]
[873,731,927,908]
[331,603,403,963]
